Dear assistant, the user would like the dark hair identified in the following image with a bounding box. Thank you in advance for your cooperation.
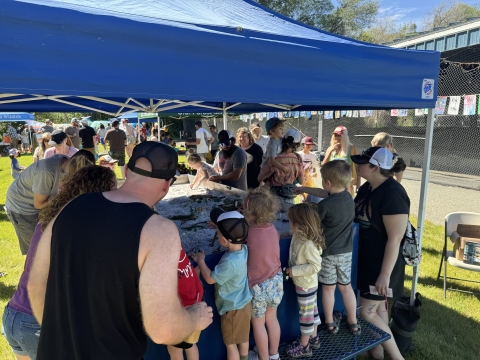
[74,149,95,163]
[368,154,406,177]
[112,120,120,128]
[153,129,158,136]
[281,136,299,153]
[100,124,105,129]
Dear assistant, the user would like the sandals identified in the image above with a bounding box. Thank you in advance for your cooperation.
[347,322,362,336]
[326,312,342,334]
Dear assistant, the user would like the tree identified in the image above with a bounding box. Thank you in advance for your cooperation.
[359,19,417,44]
[256,0,379,38]
[422,1,480,31]
[33,112,110,124]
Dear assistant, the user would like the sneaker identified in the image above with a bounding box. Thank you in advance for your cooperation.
[248,350,258,360]
[309,334,321,349]
[286,341,312,358]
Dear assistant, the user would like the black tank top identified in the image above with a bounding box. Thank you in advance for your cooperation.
[37,192,156,360]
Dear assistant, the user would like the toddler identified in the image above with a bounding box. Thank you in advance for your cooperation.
[192,209,252,360]
[9,149,25,180]
[243,187,283,360]
[187,153,218,189]
[260,117,287,173]
[285,203,325,358]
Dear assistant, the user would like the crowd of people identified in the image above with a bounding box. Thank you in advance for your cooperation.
[2,115,410,360]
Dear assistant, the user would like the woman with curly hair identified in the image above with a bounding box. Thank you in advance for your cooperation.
[2,166,116,360]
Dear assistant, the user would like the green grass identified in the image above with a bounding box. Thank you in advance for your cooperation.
[0,154,479,359]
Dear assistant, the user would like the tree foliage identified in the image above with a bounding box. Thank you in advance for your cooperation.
[33,112,110,124]
[359,19,417,44]
[256,0,379,38]
[422,1,480,31]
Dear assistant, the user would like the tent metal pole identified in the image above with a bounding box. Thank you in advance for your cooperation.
[410,108,435,306]
[157,114,160,142]
[317,117,323,151]
[223,102,227,130]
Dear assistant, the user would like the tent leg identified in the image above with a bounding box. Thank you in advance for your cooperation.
[223,102,227,130]
[157,115,160,142]
[410,108,435,305]
[317,118,323,151]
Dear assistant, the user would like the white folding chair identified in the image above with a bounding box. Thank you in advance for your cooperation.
[437,212,480,298]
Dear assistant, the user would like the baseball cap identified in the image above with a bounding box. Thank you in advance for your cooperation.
[284,128,301,143]
[333,126,347,135]
[81,118,89,125]
[303,136,314,145]
[210,208,249,244]
[98,155,118,164]
[209,124,216,129]
[121,118,128,122]
[71,118,78,123]
[9,148,19,156]
[250,122,260,130]
[194,121,202,127]
[351,146,393,170]
[127,141,178,179]
[265,117,284,133]
[48,130,67,146]
[218,130,234,147]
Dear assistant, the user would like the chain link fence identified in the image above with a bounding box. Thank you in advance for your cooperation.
[178,44,480,179]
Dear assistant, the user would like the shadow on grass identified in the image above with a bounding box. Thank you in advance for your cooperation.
[405,273,480,298]
[420,246,442,256]
[0,281,16,301]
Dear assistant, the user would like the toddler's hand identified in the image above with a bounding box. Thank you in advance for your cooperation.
[191,250,205,263]
[286,268,293,277]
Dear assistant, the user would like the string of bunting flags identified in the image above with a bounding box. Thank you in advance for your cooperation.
[238,95,480,121]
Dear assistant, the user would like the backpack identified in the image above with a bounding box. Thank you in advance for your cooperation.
[371,219,421,266]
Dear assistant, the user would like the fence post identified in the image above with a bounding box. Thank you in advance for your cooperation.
[411,108,435,305]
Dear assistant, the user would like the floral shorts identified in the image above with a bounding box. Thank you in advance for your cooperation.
[250,271,284,318]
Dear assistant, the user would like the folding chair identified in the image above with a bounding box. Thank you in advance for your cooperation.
[437,212,480,298]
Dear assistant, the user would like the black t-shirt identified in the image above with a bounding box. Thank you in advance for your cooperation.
[79,126,96,148]
[317,190,354,256]
[354,177,410,296]
[245,143,264,189]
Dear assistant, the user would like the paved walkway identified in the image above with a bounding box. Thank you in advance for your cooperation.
[404,167,480,191]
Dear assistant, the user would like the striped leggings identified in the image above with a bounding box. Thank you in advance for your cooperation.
[296,286,321,335]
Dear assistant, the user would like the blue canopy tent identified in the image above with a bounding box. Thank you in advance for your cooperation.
[0,0,439,357]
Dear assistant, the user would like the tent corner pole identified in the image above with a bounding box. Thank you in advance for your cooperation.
[223,102,227,130]
[157,114,160,142]
[410,108,435,306]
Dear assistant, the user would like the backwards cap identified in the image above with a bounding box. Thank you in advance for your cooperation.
[127,141,178,179]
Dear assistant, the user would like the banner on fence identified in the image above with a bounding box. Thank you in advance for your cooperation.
[463,95,477,115]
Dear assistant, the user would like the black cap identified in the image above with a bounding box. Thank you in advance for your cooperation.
[127,141,178,179]
[195,121,202,127]
[48,130,67,146]
[210,208,249,244]
[209,124,216,128]
[218,130,234,144]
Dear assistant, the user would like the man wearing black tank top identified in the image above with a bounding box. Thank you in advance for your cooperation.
[28,142,213,360]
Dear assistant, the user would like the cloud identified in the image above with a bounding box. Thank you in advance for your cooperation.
[378,5,418,22]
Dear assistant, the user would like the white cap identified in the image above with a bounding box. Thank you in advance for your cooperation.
[284,128,302,143]
[351,147,393,170]
[9,148,19,156]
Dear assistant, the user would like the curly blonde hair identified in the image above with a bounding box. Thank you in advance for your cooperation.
[60,155,92,186]
[236,127,254,146]
[287,203,325,250]
[242,187,280,225]
[39,166,116,231]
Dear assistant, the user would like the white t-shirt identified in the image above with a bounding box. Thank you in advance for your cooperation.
[196,128,212,154]
[255,135,269,153]
[297,151,319,175]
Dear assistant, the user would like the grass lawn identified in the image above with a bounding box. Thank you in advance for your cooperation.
[0,154,479,359]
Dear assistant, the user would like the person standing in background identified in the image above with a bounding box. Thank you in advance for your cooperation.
[298,136,319,188]
[43,130,78,159]
[33,133,52,162]
[105,120,127,179]
[209,124,219,162]
[120,118,135,158]
[97,124,108,152]
[186,121,213,161]
[79,119,97,155]
[65,118,81,149]
[40,120,54,134]
[251,122,269,153]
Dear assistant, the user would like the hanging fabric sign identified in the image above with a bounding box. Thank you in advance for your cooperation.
[399,109,408,116]
[435,96,447,114]
[352,110,359,117]
[324,111,333,119]
[346,110,352,117]
[391,109,399,116]
[463,95,476,115]
[447,96,460,115]
[415,109,424,116]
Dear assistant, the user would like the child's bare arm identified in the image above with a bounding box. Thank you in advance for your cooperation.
[191,252,215,285]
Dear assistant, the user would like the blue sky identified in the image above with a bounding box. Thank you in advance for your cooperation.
[377,0,479,30]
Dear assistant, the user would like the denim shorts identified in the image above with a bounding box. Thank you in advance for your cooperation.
[250,271,284,318]
[2,305,40,359]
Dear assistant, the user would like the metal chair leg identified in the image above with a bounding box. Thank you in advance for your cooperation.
[437,245,445,280]
[444,256,447,299]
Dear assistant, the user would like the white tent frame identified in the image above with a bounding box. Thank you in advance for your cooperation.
[0,93,434,305]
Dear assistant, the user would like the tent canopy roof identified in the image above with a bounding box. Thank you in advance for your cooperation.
[0,0,440,115]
